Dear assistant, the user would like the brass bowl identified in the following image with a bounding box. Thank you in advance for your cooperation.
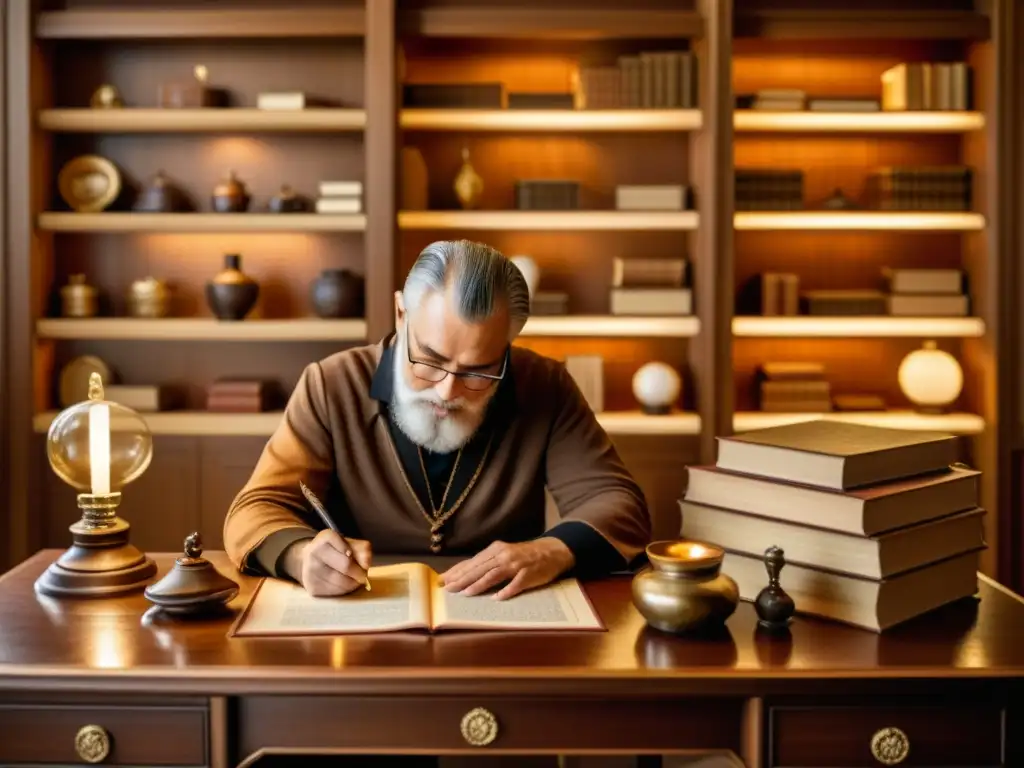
[631,539,739,635]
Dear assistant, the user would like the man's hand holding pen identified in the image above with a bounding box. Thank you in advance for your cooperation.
[283,530,373,597]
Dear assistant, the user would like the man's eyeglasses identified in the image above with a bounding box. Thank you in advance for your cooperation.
[407,341,508,392]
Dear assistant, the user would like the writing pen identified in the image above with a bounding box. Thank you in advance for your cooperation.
[298,481,371,591]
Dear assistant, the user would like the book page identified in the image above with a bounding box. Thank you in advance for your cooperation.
[430,575,603,631]
[231,563,432,637]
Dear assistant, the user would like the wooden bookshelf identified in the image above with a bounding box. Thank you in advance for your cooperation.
[734,110,985,133]
[35,318,368,342]
[37,213,367,233]
[401,109,703,132]
[4,0,1020,592]
[38,108,367,133]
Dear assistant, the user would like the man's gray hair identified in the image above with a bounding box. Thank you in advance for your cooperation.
[402,239,531,339]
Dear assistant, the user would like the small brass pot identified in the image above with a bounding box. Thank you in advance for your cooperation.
[631,540,739,635]
[60,274,98,318]
[127,276,171,318]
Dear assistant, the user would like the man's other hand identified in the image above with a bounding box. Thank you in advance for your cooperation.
[283,530,372,597]
[439,538,575,600]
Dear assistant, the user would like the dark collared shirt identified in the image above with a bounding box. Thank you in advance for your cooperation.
[254,338,626,579]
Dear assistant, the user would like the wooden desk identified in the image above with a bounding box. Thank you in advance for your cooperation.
[1,550,1023,767]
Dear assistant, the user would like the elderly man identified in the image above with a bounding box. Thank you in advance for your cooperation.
[224,239,651,600]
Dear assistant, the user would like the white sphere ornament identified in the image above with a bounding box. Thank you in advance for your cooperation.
[509,255,539,298]
[632,362,681,415]
[897,340,963,413]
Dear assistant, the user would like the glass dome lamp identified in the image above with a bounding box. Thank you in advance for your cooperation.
[35,373,158,598]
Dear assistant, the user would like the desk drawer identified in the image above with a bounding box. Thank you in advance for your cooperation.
[770,704,1003,767]
[0,703,207,765]
[240,695,742,753]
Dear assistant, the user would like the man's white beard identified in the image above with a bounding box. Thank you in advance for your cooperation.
[390,330,494,454]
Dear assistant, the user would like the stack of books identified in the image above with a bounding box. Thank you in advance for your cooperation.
[315,181,362,215]
[609,256,691,317]
[883,267,969,317]
[680,420,985,632]
[756,361,831,413]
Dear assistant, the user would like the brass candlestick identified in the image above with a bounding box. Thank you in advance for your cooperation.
[35,373,157,598]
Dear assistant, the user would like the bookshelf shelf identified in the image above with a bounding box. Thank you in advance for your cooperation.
[33,411,284,437]
[35,8,366,39]
[733,211,985,231]
[37,213,367,233]
[733,9,990,40]
[732,316,985,338]
[35,318,368,342]
[733,411,985,435]
[734,110,985,133]
[32,409,701,437]
[521,316,699,338]
[38,108,367,133]
[398,211,700,231]
[407,8,704,39]
[400,109,703,132]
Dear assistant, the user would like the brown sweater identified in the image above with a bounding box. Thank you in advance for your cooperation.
[223,335,652,577]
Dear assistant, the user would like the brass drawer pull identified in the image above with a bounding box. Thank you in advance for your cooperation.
[460,706,498,746]
[871,726,909,765]
[75,724,111,763]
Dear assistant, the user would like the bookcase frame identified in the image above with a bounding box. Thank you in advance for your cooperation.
[2,0,1021,591]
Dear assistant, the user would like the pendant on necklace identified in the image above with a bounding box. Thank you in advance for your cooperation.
[430,530,443,553]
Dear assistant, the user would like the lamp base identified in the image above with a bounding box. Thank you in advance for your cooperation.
[35,493,157,598]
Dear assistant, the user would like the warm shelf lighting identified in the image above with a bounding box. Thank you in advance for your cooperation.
[733,411,984,435]
[732,316,985,338]
[521,315,699,337]
[734,211,984,231]
[400,109,703,132]
[37,213,367,233]
[38,108,367,132]
[734,110,985,133]
[398,210,699,231]
[35,318,368,342]
[597,411,700,435]
[33,410,701,437]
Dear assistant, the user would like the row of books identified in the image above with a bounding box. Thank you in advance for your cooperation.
[680,419,984,632]
[744,268,970,318]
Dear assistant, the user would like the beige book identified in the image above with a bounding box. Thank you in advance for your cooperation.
[680,500,986,579]
[722,547,981,632]
[230,563,604,637]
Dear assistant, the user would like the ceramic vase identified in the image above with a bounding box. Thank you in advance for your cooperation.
[310,269,365,318]
[206,254,258,320]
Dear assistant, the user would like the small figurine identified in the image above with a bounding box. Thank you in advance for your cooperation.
[754,545,795,632]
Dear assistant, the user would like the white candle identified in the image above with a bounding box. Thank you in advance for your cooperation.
[89,403,111,495]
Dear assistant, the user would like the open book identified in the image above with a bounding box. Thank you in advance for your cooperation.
[229,562,605,636]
